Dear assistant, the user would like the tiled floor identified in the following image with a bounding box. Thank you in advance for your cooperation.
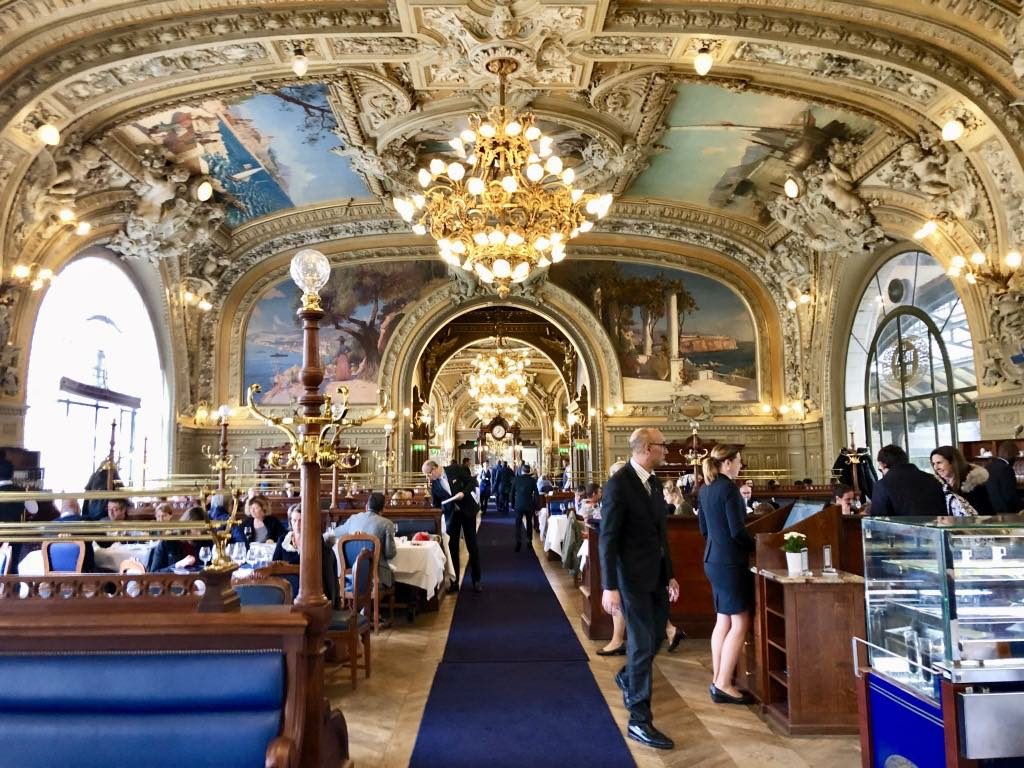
[327,539,862,767]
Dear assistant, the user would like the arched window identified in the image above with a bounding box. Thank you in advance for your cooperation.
[24,251,167,493]
[845,250,978,466]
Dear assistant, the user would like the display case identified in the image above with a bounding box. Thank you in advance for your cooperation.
[858,516,1024,767]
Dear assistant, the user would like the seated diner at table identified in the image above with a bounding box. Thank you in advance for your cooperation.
[336,492,397,588]
[232,495,285,545]
[149,506,211,572]
[273,504,340,608]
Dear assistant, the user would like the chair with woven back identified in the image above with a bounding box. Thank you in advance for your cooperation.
[41,540,86,574]
[327,547,372,687]
[335,533,394,631]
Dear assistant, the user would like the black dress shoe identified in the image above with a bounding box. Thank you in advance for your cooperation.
[709,684,754,705]
[667,628,685,653]
[596,644,626,656]
[627,722,674,750]
[472,582,483,593]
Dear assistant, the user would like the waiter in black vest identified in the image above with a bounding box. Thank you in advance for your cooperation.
[423,459,482,593]
[600,427,679,750]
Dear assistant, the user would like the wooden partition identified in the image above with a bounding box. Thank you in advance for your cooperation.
[579,505,790,641]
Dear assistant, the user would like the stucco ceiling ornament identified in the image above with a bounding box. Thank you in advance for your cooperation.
[12,139,130,246]
[977,138,1024,253]
[733,42,940,106]
[1011,13,1024,83]
[871,129,989,245]
[0,346,21,398]
[768,140,886,257]
[413,0,587,89]
[107,149,226,264]
[980,285,1024,388]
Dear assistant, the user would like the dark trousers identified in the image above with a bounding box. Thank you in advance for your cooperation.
[618,583,669,725]
[446,507,481,585]
[479,489,491,514]
[513,507,533,545]
[496,491,510,516]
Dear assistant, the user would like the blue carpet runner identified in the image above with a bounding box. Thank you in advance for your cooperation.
[409,517,636,768]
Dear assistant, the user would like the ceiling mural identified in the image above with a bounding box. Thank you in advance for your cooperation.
[243,260,449,405]
[123,83,371,227]
[627,83,881,223]
[549,260,758,402]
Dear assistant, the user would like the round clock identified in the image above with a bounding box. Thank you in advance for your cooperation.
[490,424,507,439]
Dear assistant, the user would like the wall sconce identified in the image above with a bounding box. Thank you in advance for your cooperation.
[913,219,938,240]
[36,122,60,146]
[783,175,803,199]
[941,118,965,142]
[292,46,309,77]
[182,286,213,312]
[605,405,615,416]
[189,177,214,202]
[946,249,1022,288]
[692,41,715,76]
[193,402,231,426]
[10,263,55,291]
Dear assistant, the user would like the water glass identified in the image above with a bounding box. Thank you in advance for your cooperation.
[199,546,212,569]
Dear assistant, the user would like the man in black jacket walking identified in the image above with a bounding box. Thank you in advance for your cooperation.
[987,441,1021,514]
[509,464,539,551]
[599,427,679,751]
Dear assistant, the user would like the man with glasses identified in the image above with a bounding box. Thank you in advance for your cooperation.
[599,428,680,750]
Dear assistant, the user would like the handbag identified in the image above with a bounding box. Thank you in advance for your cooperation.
[944,486,978,517]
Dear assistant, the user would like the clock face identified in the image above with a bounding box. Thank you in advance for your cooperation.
[491,424,507,439]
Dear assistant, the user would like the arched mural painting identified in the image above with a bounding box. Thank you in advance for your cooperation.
[549,261,758,402]
[244,260,448,405]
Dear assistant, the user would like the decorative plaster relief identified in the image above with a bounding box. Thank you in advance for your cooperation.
[328,37,422,58]
[54,43,271,105]
[577,37,676,59]
[733,42,939,106]
[977,138,1024,252]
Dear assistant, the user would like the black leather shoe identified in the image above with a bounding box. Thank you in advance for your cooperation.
[667,628,686,653]
[627,722,674,750]
[473,582,483,593]
[597,644,626,657]
[709,684,754,705]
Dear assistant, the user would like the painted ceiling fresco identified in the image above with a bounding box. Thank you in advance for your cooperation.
[628,83,880,223]
[123,84,371,227]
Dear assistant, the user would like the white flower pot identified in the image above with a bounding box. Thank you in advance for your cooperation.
[785,551,803,577]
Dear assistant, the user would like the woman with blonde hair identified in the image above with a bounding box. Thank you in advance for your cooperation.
[698,445,754,704]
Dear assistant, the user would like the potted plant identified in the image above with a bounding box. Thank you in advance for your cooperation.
[782,531,807,576]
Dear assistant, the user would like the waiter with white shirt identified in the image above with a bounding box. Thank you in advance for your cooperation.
[423,459,482,593]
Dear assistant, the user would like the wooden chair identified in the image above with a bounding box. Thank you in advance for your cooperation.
[327,548,372,687]
[42,540,86,573]
[255,561,300,602]
[233,574,294,606]
[335,533,394,631]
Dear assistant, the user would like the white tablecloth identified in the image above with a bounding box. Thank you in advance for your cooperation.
[391,539,448,598]
[17,550,42,576]
[544,515,570,557]
[94,542,157,572]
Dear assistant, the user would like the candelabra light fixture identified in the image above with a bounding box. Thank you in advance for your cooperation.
[10,262,55,291]
[945,249,1022,287]
[392,57,613,297]
[470,340,530,422]
[684,421,709,468]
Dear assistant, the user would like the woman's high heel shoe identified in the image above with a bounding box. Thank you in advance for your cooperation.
[596,644,626,656]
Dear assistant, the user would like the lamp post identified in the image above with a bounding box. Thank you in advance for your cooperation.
[383,409,396,496]
[246,247,354,766]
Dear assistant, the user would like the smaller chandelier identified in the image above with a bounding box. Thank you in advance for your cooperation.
[393,58,613,297]
[468,344,530,422]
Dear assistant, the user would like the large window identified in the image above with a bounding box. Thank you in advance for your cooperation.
[845,250,977,468]
[24,252,167,492]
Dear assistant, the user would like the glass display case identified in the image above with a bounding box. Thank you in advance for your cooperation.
[864,516,1024,699]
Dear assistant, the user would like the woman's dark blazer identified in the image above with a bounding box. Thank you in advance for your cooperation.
[698,476,755,564]
[233,514,286,545]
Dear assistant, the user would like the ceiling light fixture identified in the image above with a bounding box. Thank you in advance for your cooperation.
[941,118,965,142]
[392,57,613,298]
[693,46,714,77]
[193,178,214,202]
[36,122,60,146]
[292,47,309,77]
[74,221,92,236]
[783,175,802,199]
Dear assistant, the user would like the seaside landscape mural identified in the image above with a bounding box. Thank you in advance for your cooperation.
[549,261,758,401]
[124,84,371,227]
[244,261,449,405]
[628,83,878,223]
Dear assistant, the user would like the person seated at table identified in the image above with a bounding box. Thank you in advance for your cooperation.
[578,482,602,520]
[207,493,235,521]
[336,492,397,588]
[149,506,211,571]
[391,489,413,505]
[828,483,858,515]
[154,502,176,522]
[663,481,689,515]
[537,474,555,494]
[232,495,285,545]
[738,482,756,514]
[273,504,340,608]
[95,499,135,549]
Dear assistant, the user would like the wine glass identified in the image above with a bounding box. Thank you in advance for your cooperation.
[245,547,259,569]
[199,546,212,569]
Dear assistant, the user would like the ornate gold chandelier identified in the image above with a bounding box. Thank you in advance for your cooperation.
[392,59,613,297]
[468,345,530,422]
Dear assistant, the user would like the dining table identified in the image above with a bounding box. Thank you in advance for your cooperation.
[390,534,453,599]
[543,515,570,557]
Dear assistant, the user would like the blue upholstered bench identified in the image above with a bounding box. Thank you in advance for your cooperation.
[0,650,286,768]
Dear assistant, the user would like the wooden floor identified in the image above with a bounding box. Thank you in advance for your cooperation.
[326,538,863,767]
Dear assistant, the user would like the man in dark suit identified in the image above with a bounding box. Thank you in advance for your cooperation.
[987,441,1021,514]
[870,444,946,517]
[599,428,679,751]
[423,459,482,593]
[497,460,514,517]
[0,459,37,565]
[509,463,539,552]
